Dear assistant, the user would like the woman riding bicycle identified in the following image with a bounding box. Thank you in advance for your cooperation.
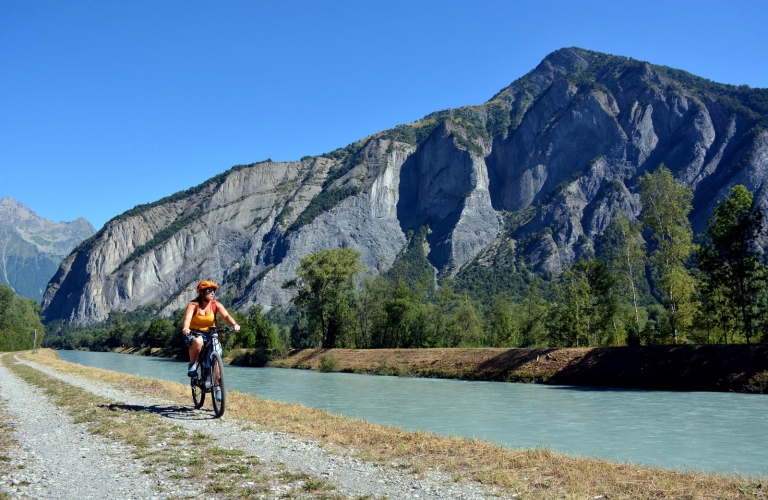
[182,280,240,379]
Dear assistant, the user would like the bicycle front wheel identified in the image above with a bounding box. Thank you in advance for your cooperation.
[210,352,226,418]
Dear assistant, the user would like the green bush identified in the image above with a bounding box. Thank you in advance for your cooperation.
[318,355,339,372]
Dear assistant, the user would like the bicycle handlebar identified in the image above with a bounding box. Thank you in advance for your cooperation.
[189,327,234,336]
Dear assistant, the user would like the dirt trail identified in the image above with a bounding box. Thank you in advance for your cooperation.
[0,352,496,499]
[0,353,175,498]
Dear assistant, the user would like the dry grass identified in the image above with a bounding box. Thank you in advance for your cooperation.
[17,349,768,499]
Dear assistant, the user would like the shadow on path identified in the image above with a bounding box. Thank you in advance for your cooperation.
[100,403,217,421]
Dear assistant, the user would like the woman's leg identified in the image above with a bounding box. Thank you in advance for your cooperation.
[188,337,203,367]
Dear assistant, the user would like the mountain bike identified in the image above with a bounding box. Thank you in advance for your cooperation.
[189,327,230,418]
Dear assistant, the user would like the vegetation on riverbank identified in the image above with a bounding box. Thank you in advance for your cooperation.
[109,342,768,393]
[263,345,768,393]
[0,282,44,351]
[279,174,768,350]
[8,349,766,499]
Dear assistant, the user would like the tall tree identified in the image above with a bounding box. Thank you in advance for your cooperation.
[284,248,365,348]
[599,214,647,344]
[353,275,381,348]
[586,259,620,346]
[0,282,45,351]
[444,292,485,347]
[429,278,458,347]
[547,260,618,347]
[519,284,548,347]
[547,262,591,347]
[698,185,766,344]
[639,165,697,343]
[486,294,522,347]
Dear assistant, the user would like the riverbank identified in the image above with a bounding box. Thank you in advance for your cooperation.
[3,349,763,499]
[263,345,768,393]
[114,344,768,393]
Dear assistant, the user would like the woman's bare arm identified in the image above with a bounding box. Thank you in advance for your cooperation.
[215,301,240,331]
[182,302,196,335]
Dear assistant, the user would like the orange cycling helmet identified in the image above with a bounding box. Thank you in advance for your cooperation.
[197,280,219,293]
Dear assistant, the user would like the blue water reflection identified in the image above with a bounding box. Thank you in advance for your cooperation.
[56,350,768,476]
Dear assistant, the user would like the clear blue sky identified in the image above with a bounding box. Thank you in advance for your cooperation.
[2,0,766,230]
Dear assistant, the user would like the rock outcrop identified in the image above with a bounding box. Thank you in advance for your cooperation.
[42,47,768,324]
[0,197,95,301]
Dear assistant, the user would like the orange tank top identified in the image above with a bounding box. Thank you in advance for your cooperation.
[189,301,217,332]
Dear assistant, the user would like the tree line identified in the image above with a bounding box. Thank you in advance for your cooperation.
[0,282,45,351]
[284,165,768,349]
[47,164,768,352]
[46,304,288,356]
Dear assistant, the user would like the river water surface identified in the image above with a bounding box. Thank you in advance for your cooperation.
[57,350,768,476]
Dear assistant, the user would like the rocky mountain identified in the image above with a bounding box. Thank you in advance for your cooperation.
[42,47,768,325]
[0,197,95,302]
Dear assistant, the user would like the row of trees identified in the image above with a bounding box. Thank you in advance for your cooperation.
[47,304,289,354]
[0,282,45,351]
[285,166,768,349]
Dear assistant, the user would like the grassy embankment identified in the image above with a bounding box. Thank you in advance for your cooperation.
[230,345,768,393]
[6,349,767,499]
[119,344,768,392]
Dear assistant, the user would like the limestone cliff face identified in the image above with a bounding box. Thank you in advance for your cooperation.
[0,197,95,301]
[246,138,413,310]
[398,121,499,275]
[42,47,768,324]
[482,48,768,272]
[43,161,312,322]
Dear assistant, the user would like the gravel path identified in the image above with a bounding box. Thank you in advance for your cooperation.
[0,354,503,499]
[0,355,164,499]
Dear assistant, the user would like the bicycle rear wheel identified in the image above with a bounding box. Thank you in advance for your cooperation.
[191,364,205,409]
[210,352,226,418]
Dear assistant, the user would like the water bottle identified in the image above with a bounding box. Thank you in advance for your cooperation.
[212,333,222,356]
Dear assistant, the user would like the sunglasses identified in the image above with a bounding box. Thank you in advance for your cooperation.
[203,288,216,294]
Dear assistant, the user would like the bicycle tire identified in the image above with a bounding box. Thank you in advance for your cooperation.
[210,352,226,418]
[191,365,205,409]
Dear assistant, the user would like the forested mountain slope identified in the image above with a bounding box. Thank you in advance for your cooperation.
[0,197,95,301]
[42,47,768,325]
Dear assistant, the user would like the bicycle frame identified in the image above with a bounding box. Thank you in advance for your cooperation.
[189,326,229,417]
[191,329,222,390]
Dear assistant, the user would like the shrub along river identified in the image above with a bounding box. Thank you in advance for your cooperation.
[58,350,768,476]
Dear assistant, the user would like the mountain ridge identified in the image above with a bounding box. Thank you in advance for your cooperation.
[0,196,95,301]
[42,47,768,324]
